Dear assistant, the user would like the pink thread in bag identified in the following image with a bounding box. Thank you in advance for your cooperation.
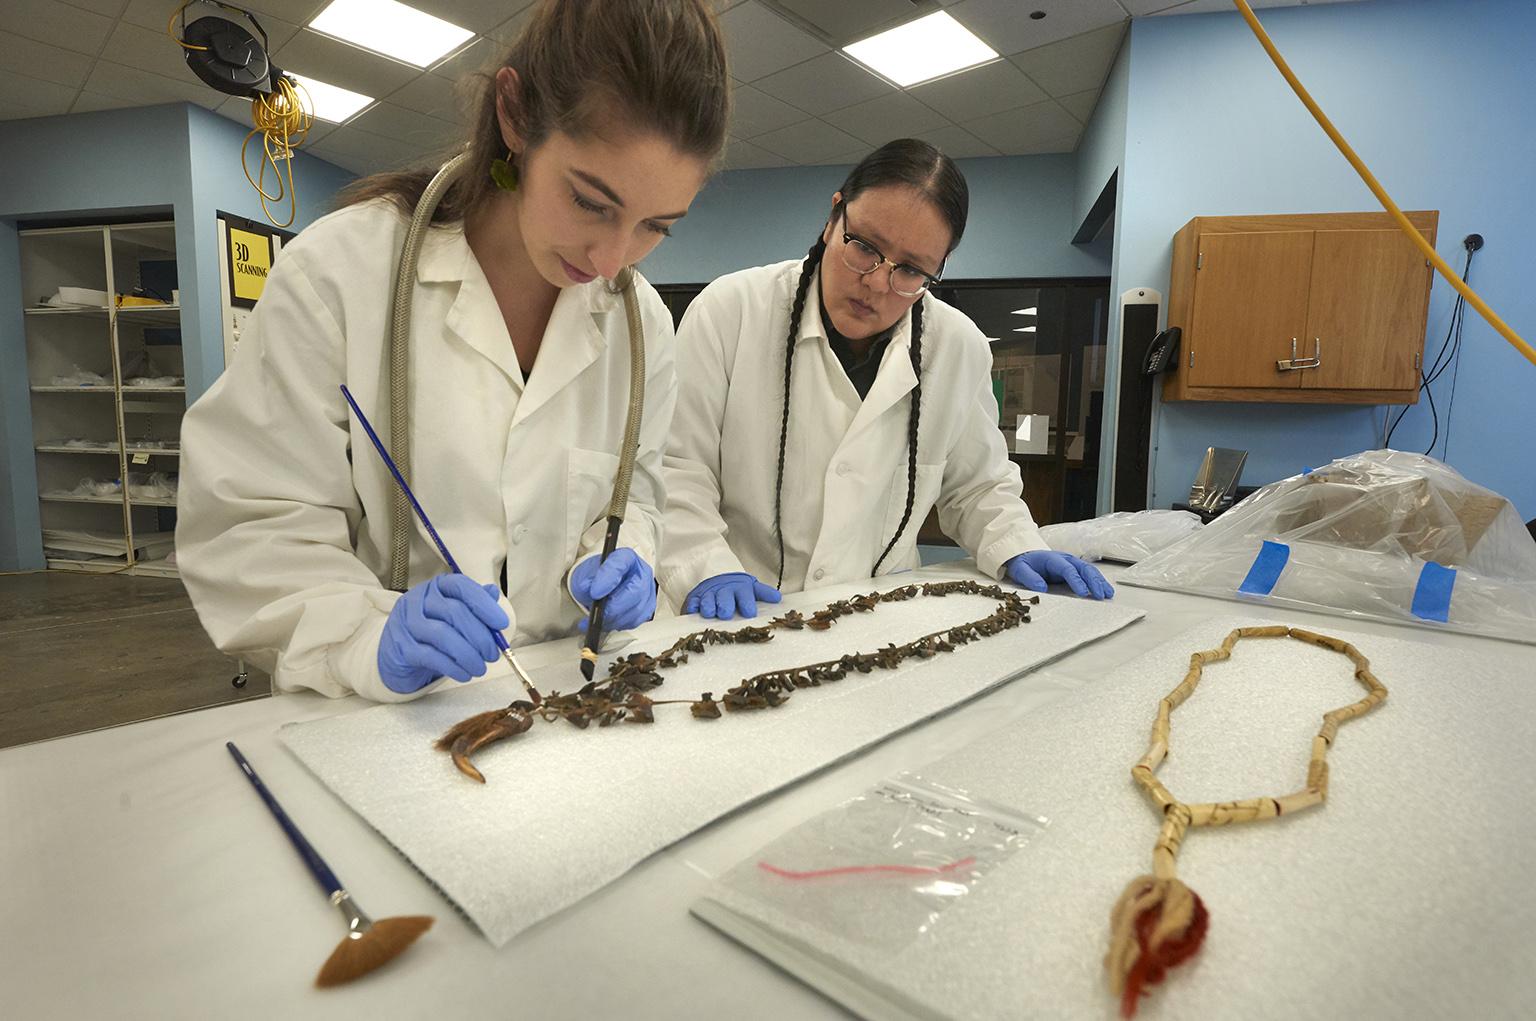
[758,857,977,881]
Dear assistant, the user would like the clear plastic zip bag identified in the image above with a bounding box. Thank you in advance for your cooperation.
[711,773,1047,952]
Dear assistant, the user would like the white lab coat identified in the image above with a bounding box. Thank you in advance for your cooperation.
[177,200,675,702]
[659,259,1045,610]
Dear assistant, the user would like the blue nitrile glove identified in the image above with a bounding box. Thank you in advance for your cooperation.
[1005,550,1115,600]
[570,547,657,633]
[378,574,510,693]
[684,572,782,620]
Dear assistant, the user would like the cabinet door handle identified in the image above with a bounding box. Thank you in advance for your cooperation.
[1298,337,1321,368]
[1277,337,1321,371]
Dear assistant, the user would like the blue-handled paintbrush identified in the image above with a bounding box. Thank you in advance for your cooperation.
[339,384,542,705]
[227,741,432,986]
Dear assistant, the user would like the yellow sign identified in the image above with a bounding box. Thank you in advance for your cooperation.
[229,227,272,302]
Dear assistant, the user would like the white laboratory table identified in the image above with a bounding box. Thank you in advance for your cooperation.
[1,562,1529,1020]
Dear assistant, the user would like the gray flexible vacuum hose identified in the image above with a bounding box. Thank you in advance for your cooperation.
[387,151,471,591]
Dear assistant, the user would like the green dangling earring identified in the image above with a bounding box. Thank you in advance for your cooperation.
[490,149,519,191]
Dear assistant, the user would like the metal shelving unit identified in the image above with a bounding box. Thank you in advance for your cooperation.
[20,221,185,576]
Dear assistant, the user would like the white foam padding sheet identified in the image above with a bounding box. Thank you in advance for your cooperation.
[694,617,1536,1020]
[279,576,1143,947]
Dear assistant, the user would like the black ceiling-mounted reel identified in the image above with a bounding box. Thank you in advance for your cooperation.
[175,1,287,99]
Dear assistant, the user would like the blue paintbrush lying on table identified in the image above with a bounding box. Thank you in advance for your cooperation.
[339,384,543,706]
[227,741,432,986]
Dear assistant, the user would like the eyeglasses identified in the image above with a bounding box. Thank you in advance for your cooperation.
[838,210,943,297]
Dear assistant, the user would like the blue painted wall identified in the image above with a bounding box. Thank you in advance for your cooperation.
[182,103,356,400]
[1074,31,1130,235]
[1076,34,1133,513]
[642,153,1111,284]
[1113,0,1536,518]
[0,103,354,569]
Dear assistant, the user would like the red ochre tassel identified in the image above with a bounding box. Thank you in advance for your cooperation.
[1105,876,1210,1018]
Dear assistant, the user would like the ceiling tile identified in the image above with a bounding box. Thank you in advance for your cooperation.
[59,0,127,16]
[1120,0,1191,12]
[214,95,249,119]
[347,100,460,148]
[1058,88,1100,122]
[83,60,223,110]
[0,1,114,56]
[130,0,303,51]
[822,91,948,148]
[963,99,1080,153]
[909,59,1048,123]
[299,120,336,146]
[302,142,372,175]
[0,67,77,118]
[751,51,892,117]
[231,0,330,24]
[307,124,421,175]
[810,147,867,166]
[272,28,418,99]
[69,91,149,114]
[0,29,93,89]
[1011,131,1080,155]
[773,0,924,46]
[1009,22,1125,97]
[721,136,792,170]
[388,70,470,121]
[729,84,810,138]
[718,1,826,83]
[751,117,863,163]
[105,19,214,86]
[709,0,746,12]
[486,6,535,44]
[949,0,1126,55]
[429,36,497,83]
[406,0,524,36]
[914,122,1000,160]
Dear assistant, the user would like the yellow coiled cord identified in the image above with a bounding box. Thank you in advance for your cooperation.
[168,2,312,228]
[242,75,312,228]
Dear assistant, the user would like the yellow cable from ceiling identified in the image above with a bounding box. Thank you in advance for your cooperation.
[243,74,313,228]
[1230,0,1534,369]
[168,2,312,228]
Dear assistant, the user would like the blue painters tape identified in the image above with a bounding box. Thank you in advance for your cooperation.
[1411,561,1457,623]
[1238,540,1290,597]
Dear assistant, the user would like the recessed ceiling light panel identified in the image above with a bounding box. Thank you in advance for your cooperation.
[287,73,374,123]
[310,0,474,69]
[842,12,999,89]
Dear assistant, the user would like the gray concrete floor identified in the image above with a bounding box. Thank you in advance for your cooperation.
[0,571,270,749]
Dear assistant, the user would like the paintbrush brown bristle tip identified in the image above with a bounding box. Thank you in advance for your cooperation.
[315,915,434,988]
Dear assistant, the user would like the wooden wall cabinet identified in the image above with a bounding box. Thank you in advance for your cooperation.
[1162,211,1437,404]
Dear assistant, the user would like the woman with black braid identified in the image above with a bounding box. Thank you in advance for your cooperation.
[659,139,1112,620]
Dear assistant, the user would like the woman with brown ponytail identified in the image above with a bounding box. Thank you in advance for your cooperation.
[176,0,730,699]
[660,139,1112,620]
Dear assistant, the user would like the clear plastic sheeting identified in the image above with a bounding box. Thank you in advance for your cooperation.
[1039,509,1204,564]
[708,774,1045,953]
[1122,450,1536,643]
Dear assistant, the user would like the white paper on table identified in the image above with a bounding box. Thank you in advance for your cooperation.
[280,576,1143,947]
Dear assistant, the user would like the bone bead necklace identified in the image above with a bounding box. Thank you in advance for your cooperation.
[1105,625,1388,1018]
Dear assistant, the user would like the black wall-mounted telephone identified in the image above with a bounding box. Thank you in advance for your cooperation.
[1143,326,1181,376]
